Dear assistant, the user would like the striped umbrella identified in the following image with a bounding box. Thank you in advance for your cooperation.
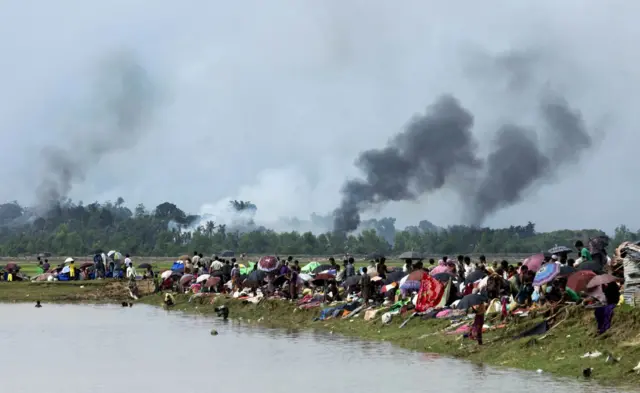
[533,263,560,287]
[257,256,279,272]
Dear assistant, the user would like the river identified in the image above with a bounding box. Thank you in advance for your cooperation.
[0,304,625,393]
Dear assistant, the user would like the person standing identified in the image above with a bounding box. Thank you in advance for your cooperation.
[346,258,355,278]
[68,259,76,281]
[360,267,371,305]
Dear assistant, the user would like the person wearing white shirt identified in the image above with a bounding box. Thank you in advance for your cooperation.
[192,252,200,266]
[126,263,137,280]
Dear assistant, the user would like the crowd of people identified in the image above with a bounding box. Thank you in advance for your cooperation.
[0,237,630,344]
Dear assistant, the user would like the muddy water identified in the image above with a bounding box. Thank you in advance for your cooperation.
[0,304,624,393]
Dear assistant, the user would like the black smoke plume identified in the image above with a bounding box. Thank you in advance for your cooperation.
[333,95,482,233]
[333,92,592,233]
[36,49,158,210]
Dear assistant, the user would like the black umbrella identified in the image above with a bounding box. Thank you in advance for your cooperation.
[243,270,267,287]
[432,272,454,282]
[138,263,152,269]
[464,269,487,285]
[210,270,224,278]
[384,270,405,285]
[312,264,334,274]
[398,251,423,260]
[577,261,604,274]
[342,275,360,289]
[559,265,576,276]
[548,245,573,255]
[220,250,235,257]
[367,252,384,260]
[456,293,489,310]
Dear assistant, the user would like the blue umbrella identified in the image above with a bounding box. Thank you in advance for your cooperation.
[533,263,560,286]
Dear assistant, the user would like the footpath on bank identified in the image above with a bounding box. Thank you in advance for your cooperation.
[2,281,640,389]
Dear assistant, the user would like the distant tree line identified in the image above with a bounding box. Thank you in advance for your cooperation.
[0,199,634,257]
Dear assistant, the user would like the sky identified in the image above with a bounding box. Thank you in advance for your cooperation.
[0,0,638,234]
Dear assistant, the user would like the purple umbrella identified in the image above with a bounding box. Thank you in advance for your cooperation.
[524,253,545,273]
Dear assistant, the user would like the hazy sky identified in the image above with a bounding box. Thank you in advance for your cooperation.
[0,1,638,233]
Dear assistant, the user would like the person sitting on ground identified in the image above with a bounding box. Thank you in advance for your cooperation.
[326,281,341,303]
[144,266,154,279]
[301,282,313,298]
[428,258,435,267]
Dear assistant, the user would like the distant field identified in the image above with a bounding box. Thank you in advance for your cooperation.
[4,253,530,277]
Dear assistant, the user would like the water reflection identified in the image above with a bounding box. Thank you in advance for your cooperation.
[0,304,631,393]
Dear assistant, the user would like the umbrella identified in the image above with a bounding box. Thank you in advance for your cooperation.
[161,270,173,280]
[367,252,384,260]
[381,282,398,294]
[64,257,74,264]
[559,265,576,276]
[342,275,360,289]
[312,264,334,274]
[432,272,454,282]
[5,262,18,272]
[577,261,605,274]
[567,270,597,292]
[398,251,423,260]
[243,270,267,287]
[79,262,94,269]
[523,253,545,272]
[257,256,279,272]
[107,250,116,257]
[138,263,152,269]
[220,250,234,257]
[177,254,191,261]
[399,271,426,291]
[196,274,211,283]
[586,274,618,290]
[384,270,405,285]
[533,263,560,287]
[456,293,489,310]
[464,269,487,285]
[61,266,70,274]
[314,273,336,281]
[205,276,221,289]
[548,245,573,255]
[179,274,195,286]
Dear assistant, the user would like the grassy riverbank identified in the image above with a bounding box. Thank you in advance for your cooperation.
[2,281,640,388]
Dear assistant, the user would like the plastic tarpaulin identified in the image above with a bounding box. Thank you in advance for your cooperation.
[301,261,320,273]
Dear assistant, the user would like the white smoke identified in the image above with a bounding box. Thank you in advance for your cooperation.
[180,165,343,234]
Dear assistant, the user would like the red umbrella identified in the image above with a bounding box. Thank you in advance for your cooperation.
[314,273,336,281]
[523,254,545,272]
[80,262,94,269]
[586,274,618,290]
[567,271,596,292]
[257,256,279,272]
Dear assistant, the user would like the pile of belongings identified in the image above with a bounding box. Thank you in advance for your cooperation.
[616,241,640,306]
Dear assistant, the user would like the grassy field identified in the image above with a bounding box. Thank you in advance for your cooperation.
[7,254,528,277]
[0,280,639,388]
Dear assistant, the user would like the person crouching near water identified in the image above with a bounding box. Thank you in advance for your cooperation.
[469,303,486,345]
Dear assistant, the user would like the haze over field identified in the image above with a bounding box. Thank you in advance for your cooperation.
[0,1,637,234]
